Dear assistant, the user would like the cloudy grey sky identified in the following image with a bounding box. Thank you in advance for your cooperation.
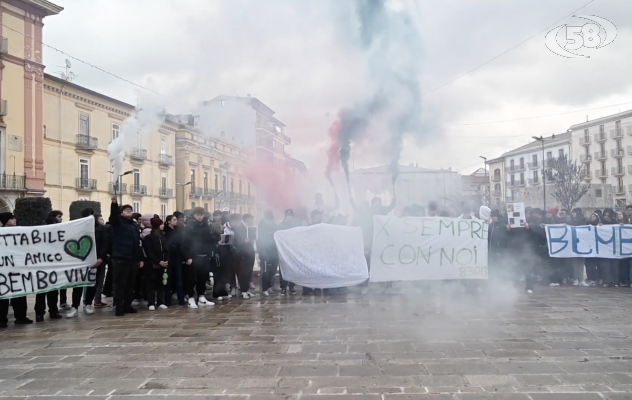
[42,0,632,177]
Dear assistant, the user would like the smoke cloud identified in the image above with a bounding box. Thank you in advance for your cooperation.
[326,0,424,185]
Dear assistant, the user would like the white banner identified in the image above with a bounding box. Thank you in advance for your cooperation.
[546,223,632,258]
[0,217,97,299]
[370,216,489,281]
[274,224,369,288]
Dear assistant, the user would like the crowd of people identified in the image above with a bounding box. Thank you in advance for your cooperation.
[1,192,628,328]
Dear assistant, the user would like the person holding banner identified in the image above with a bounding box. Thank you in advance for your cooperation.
[0,212,32,327]
[33,211,64,322]
[109,196,145,317]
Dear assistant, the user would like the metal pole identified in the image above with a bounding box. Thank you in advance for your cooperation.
[542,141,546,211]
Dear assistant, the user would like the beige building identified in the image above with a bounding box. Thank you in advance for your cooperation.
[0,0,63,212]
[171,114,256,215]
[43,74,177,218]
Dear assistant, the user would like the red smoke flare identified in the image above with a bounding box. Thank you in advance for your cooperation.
[246,159,301,213]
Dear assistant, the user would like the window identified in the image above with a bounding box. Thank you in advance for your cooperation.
[618,177,624,188]
[191,202,196,209]
[519,157,524,168]
[190,169,196,189]
[493,169,500,179]
[222,176,227,191]
[79,114,90,136]
[520,173,524,184]
[133,201,140,213]
[160,137,167,155]
[247,183,251,196]
[239,180,242,194]
[584,128,589,139]
[532,154,537,164]
[510,175,515,185]
[204,203,209,212]
[203,172,209,192]
[558,149,564,158]
[133,168,140,186]
[215,174,219,191]
[600,161,606,171]
[494,183,500,191]
[600,143,605,152]
[546,151,552,160]
[595,189,602,197]
[79,159,89,182]
[230,178,234,192]
[510,160,514,169]
[112,123,120,141]
[161,172,167,189]
[600,125,604,134]
[616,120,621,134]
[161,203,167,220]
[532,171,538,181]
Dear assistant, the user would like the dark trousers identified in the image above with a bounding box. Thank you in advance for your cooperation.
[259,252,278,292]
[186,255,210,298]
[600,258,618,285]
[0,296,28,323]
[133,266,146,300]
[34,290,59,316]
[279,271,295,291]
[585,258,600,281]
[103,261,113,296]
[59,289,67,305]
[146,268,165,307]
[71,286,97,309]
[618,259,630,284]
[112,259,140,310]
[165,253,184,306]
[238,252,256,292]
[212,253,229,298]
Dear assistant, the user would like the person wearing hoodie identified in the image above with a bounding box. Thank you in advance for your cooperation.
[131,213,154,305]
[0,212,32,328]
[233,214,256,299]
[277,209,298,295]
[182,207,217,308]
[33,211,63,322]
[569,208,589,287]
[143,217,169,310]
[164,215,185,306]
[258,210,278,296]
[109,196,145,316]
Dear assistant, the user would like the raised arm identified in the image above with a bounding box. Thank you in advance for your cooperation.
[109,196,120,226]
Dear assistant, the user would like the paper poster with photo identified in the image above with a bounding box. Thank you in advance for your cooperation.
[506,202,526,228]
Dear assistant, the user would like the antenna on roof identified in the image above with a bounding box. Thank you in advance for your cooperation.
[59,59,77,82]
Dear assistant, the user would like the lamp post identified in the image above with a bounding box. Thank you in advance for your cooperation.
[176,182,192,211]
[109,170,133,205]
[479,156,488,205]
[532,135,555,211]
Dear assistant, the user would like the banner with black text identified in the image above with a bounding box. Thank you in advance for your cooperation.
[0,217,97,299]
[370,216,489,281]
[546,223,632,258]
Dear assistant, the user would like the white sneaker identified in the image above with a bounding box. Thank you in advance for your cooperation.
[83,305,94,315]
[131,300,140,306]
[158,304,168,310]
[229,288,236,296]
[579,281,590,287]
[148,305,156,311]
[241,292,250,299]
[549,283,559,287]
[573,279,579,286]
[188,298,198,309]
[262,290,270,297]
[66,308,78,318]
[527,290,533,294]
[198,296,214,305]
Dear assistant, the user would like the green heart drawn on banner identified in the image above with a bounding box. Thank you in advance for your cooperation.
[64,236,93,261]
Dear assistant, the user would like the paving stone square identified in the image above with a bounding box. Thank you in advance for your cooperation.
[1,287,632,399]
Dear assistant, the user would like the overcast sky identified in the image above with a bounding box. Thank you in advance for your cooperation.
[42,0,632,177]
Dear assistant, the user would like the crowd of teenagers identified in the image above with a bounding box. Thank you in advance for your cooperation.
[1,192,629,328]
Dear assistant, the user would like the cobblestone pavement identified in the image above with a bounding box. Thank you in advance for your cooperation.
[1,286,632,399]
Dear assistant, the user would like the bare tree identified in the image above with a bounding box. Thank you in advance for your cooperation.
[548,156,590,210]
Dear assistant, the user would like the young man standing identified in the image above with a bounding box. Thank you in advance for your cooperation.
[34,211,64,322]
[258,211,278,297]
[0,212,32,327]
[109,196,144,316]
[182,207,216,308]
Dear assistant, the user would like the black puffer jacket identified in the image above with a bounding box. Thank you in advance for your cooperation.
[182,218,220,259]
[108,201,144,262]
[164,225,182,257]
[94,222,109,261]
[142,233,167,268]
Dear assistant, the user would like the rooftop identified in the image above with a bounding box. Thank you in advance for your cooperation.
[355,164,457,174]
[502,131,571,157]
[203,95,285,127]
[21,0,63,16]
[569,108,632,131]
[44,73,135,110]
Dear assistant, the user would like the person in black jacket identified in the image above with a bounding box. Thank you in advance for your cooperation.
[234,214,256,299]
[258,210,278,296]
[164,215,185,306]
[34,211,63,322]
[488,209,509,282]
[143,217,169,310]
[109,196,145,316]
[92,214,109,307]
[182,207,217,308]
[601,208,618,287]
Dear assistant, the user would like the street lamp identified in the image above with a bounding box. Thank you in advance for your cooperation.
[108,170,133,205]
[532,134,555,211]
[479,156,488,205]
[176,182,192,211]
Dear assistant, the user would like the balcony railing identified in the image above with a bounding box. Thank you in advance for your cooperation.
[580,154,591,163]
[130,184,147,195]
[594,169,608,178]
[203,189,217,198]
[189,187,203,197]
[612,166,625,176]
[527,161,539,169]
[76,134,98,150]
[0,173,26,190]
[159,187,173,198]
[492,190,502,197]
[527,178,540,185]
[491,175,501,182]
[108,182,127,194]
[610,129,624,139]
[582,171,592,181]
[129,148,147,161]
[611,148,625,158]
[508,165,526,172]
[508,181,526,188]
[75,178,97,191]
[594,151,607,161]
[615,186,626,195]
[594,132,607,142]
[0,99,7,117]
[579,136,591,146]
[158,154,173,165]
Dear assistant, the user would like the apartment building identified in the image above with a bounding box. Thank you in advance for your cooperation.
[487,132,573,208]
[570,109,632,208]
[0,0,63,212]
[171,115,256,214]
[43,74,177,217]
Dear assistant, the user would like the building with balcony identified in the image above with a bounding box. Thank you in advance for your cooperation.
[42,74,176,216]
[0,0,63,212]
[570,109,632,208]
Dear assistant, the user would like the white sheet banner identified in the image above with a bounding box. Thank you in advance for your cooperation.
[0,217,97,299]
[546,223,632,258]
[370,216,489,281]
[274,224,369,288]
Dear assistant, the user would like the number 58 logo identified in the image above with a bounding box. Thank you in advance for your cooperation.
[545,15,616,58]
